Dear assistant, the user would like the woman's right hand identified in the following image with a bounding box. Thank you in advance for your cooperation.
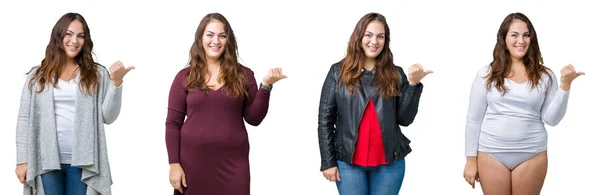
[169,163,187,193]
[15,163,27,184]
[463,158,479,189]
[322,166,340,182]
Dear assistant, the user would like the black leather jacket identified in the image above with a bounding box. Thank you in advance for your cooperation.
[318,62,423,171]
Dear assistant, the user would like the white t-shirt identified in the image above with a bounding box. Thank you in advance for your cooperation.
[465,65,570,156]
[54,77,78,164]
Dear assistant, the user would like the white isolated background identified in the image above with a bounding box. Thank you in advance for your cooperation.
[1,0,598,194]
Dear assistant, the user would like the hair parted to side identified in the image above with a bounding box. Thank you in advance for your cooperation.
[29,12,99,95]
[485,12,551,94]
[186,13,247,98]
[338,12,401,99]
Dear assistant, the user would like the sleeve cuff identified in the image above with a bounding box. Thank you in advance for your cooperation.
[320,159,338,171]
[408,82,423,89]
[111,82,124,89]
[257,87,271,96]
[556,87,570,96]
[406,82,423,93]
[16,157,27,165]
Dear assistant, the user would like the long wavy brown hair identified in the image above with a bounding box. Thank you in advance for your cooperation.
[485,12,551,94]
[338,12,400,99]
[186,13,247,98]
[28,12,99,96]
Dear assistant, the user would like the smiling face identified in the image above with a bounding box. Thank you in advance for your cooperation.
[505,19,530,61]
[361,21,385,59]
[62,20,85,60]
[202,20,227,61]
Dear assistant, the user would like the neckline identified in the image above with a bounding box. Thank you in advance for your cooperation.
[208,86,223,91]
[362,68,375,76]
[505,78,529,85]
[59,65,80,83]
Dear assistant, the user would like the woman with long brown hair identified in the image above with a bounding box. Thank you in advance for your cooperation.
[463,12,584,194]
[15,12,134,195]
[165,13,286,195]
[317,12,432,194]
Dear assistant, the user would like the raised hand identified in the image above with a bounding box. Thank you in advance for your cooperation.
[109,60,135,87]
[262,67,287,86]
[560,64,584,91]
[407,63,433,86]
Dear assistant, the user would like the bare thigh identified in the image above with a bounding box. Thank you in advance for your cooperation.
[511,151,548,195]
[478,152,511,195]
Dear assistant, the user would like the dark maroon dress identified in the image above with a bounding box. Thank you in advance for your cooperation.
[165,66,270,195]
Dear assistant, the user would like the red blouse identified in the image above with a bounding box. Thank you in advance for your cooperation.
[352,98,388,166]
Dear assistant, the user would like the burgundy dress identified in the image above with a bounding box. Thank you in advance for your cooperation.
[165,66,270,195]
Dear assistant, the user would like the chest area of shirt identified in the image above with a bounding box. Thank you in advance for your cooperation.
[53,80,78,102]
[185,88,246,111]
[487,81,547,106]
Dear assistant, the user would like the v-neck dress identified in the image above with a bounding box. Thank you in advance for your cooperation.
[166,66,270,195]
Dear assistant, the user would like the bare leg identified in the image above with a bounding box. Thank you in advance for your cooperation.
[478,152,512,195]
[511,151,548,195]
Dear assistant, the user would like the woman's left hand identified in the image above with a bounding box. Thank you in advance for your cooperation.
[560,64,584,91]
[407,63,433,86]
[109,60,135,87]
[262,67,287,87]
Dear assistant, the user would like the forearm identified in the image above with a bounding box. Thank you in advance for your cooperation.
[243,88,270,126]
[397,83,423,126]
[16,78,32,164]
[166,125,182,164]
[102,82,123,124]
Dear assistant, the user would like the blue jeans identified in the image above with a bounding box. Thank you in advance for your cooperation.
[41,164,87,195]
[335,159,406,195]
